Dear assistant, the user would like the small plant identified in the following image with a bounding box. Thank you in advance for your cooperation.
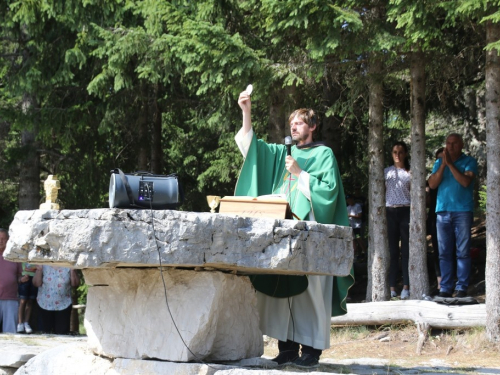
[479,185,486,212]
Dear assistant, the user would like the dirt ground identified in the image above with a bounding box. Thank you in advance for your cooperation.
[264,325,500,371]
[325,325,500,369]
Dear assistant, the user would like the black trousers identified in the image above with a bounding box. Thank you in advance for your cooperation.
[427,213,441,278]
[38,304,72,335]
[387,206,410,287]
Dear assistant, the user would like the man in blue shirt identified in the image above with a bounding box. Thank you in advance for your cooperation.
[428,134,478,298]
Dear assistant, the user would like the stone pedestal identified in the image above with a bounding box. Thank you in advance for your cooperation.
[84,268,263,361]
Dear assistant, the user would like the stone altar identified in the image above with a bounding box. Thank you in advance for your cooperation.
[5,208,353,363]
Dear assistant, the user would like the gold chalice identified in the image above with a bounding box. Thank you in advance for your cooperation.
[206,195,221,213]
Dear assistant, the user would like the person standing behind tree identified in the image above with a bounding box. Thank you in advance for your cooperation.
[346,195,366,258]
[427,147,444,295]
[428,134,477,298]
[0,228,22,333]
[385,141,411,300]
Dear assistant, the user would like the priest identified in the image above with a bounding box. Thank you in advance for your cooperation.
[235,89,354,369]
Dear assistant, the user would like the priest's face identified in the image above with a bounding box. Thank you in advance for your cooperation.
[290,115,316,145]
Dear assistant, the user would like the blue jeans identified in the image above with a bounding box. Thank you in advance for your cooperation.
[436,211,473,293]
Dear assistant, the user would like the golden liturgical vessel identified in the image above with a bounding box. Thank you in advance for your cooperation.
[206,195,221,213]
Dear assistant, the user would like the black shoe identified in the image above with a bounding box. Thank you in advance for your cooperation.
[271,351,299,365]
[293,353,320,369]
[455,290,467,298]
[430,288,440,297]
[438,291,452,298]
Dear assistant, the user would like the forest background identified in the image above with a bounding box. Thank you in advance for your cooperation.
[1,0,500,341]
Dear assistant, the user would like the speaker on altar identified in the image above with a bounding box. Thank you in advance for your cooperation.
[109,169,182,209]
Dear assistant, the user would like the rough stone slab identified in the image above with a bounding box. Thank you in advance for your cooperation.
[214,370,345,374]
[0,334,85,369]
[0,368,16,375]
[14,343,113,375]
[223,358,277,369]
[13,342,325,375]
[0,345,35,368]
[5,208,353,276]
[113,359,230,374]
[84,268,263,362]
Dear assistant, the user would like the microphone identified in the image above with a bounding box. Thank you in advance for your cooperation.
[285,136,292,156]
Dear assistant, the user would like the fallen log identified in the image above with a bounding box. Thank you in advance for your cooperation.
[331,301,485,329]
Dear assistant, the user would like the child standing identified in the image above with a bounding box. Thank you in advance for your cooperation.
[17,263,38,333]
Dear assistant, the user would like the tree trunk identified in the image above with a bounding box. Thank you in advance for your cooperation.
[151,84,163,174]
[408,49,429,300]
[137,85,149,171]
[485,19,500,342]
[268,86,298,144]
[367,56,389,302]
[321,76,343,166]
[18,93,40,210]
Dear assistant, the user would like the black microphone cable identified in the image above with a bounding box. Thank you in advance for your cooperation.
[146,184,234,371]
[284,136,299,357]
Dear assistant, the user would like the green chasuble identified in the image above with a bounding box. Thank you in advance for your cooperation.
[235,133,355,317]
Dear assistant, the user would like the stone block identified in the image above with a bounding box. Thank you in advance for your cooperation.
[5,208,352,277]
[14,343,113,375]
[0,345,36,368]
[84,268,263,362]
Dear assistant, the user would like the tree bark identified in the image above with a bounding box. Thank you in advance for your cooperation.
[485,19,500,342]
[367,56,389,302]
[18,93,40,210]
[408,48,429,300]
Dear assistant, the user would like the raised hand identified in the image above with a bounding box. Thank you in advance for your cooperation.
[238,90,251,114]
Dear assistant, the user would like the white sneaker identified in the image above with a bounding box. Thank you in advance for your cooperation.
[390,291,397,298]
[17,323,25,333]
[401,289,410,300]
[24,322,33,334]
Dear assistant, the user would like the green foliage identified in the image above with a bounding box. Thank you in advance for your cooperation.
[479,185,487,212]
[387,0,446,50]
[0,0,495,221]
[77,278,88,306]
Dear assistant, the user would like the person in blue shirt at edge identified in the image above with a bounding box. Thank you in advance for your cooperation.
[428,134,478,299]
[234,88,354,369]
